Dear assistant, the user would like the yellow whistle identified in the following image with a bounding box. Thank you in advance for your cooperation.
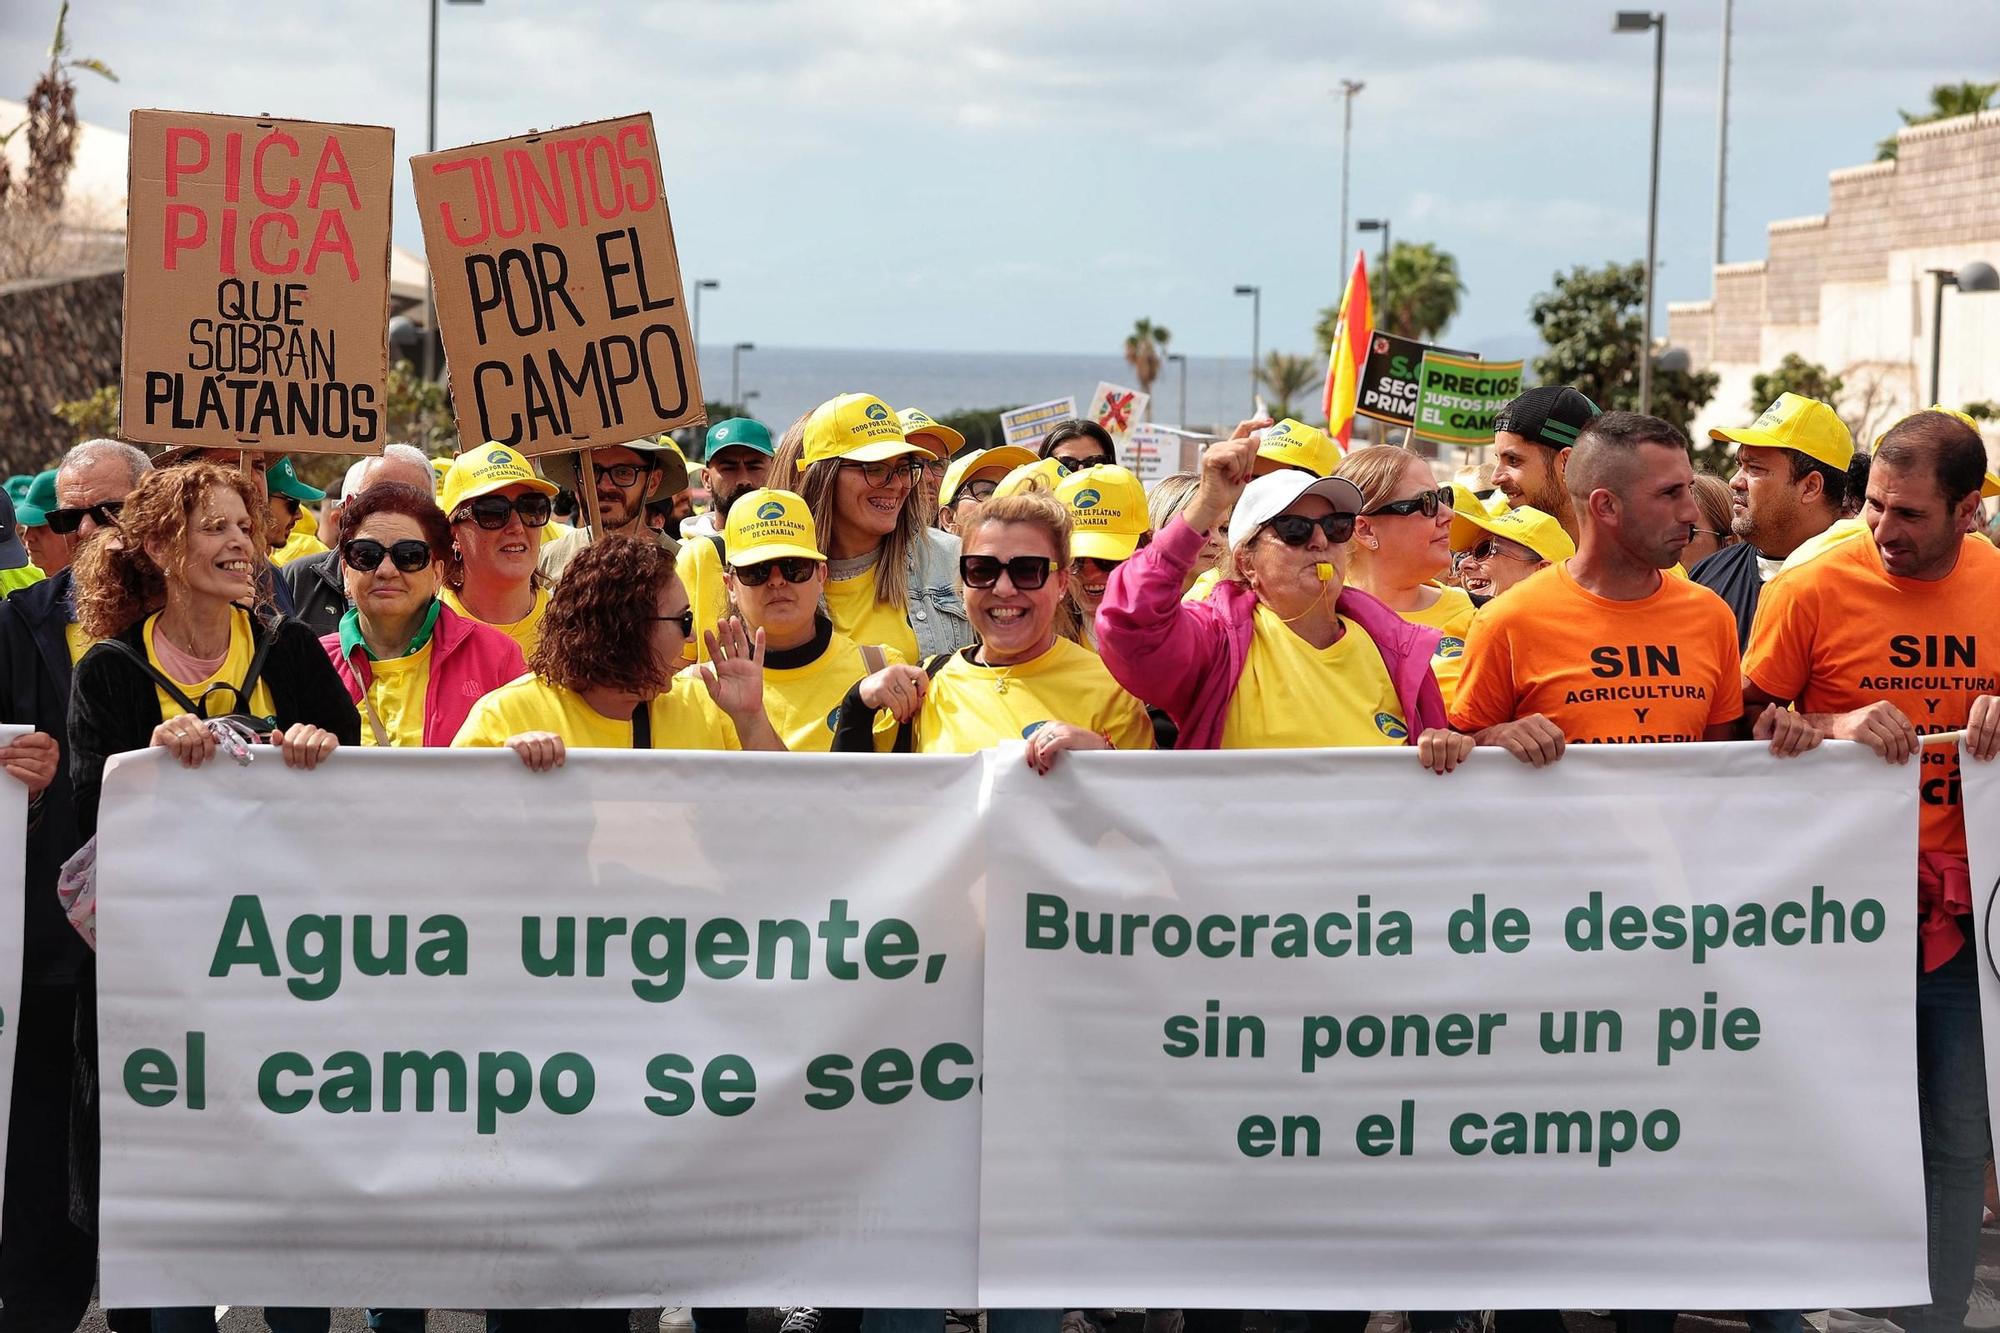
[1315,562,1334,582]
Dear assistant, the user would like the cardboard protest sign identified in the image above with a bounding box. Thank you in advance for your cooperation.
[1088,382,1148,442]
[1412,352,1524,447]
[121,111,394,453]
[999,397,1076,453]
[411,113,704,456]
[1355,332,1477,427]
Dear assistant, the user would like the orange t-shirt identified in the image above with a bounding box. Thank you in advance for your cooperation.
[1451,562,1744,743]
[1744,532,2000,858]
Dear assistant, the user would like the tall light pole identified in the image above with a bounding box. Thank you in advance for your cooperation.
[1167,352,1188,427]
[1356,217,1391,276]
[1337,79,1364,271]
[692,278,719,379]
[1616,10,1666,415]
[423,0,484,382]
[731,341,755,408]
[1714,0,1732,267]
[1233,285,1261,414]
[1927,262,2000,403]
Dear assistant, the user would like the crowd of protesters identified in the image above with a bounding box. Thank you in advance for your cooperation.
[1,382,1998,1333]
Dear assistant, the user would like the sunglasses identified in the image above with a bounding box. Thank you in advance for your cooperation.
[1265,513,1357,547]
[734,556,820,587]
[1056,454,1114,474]
[655,608,695,636]
[960,554,1056,590]
[593,461,656,488]
[1464,536,1539,564]
[342,538,433,574]
[841,458,923,488]
[1070,556,1124,577]
[44,500,123,535]
[1365,486,1455,519]
[455,493,554,530]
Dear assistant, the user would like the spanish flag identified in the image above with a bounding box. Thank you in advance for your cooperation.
[1320,249,1371,450]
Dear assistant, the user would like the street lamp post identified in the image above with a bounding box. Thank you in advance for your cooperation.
[1615,10,1666,415]
[1714,0,1733,267]
[423,0,484,382]
[731,342,756,409]
[692,279,720,381]
[1927,262,2000,404]
[1337,80,1364,269]
[1167,353,1188,427]
[1356,217,1391,275]
[1233,286,1261,414]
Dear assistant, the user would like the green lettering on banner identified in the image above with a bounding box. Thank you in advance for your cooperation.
[1411,352,1523,447]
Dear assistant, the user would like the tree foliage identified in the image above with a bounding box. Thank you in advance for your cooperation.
[1748,354,1844,415]
[1124,318,1171,410]
[1317,240,1464,352]
[1877,80,1999,160]
[1255,352,1320,422]
[1529,261,1719,451]
[0,1,117,279]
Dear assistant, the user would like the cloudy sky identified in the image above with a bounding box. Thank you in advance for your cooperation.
[2,0,1991,362]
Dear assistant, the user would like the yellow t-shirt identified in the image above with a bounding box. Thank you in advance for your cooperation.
[1183,566,1226,602]
[825,570,920,664]
[443,586,549,660]
[731,628,902,753]
[913,637,1153,754]
[450,671,739,751]
[143,608,277,724]
[64,619,95,666]
[357,643,433,748]
[1221,604,1408,749]
[1404,583,1476,658]
[675,534,732,665]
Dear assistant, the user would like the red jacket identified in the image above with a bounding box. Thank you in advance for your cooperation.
[321,602,526,747]
[1097,515,1448,750]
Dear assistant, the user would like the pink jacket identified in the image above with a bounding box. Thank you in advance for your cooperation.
[1097,515,1448,750]
[321,602,527,747]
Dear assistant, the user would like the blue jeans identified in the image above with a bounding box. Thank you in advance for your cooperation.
[1898,937,1990,1333]
[151,1310,329,1333]
[863,1312,1060,1333]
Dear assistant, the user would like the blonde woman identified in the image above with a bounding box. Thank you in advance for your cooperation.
[1335,444,1475,650]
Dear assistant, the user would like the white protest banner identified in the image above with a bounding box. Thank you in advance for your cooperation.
[1957,747,2000,1170]
[1087,381,1148,442]
[1119,423,1176,488]
[97,749,985,1309]
[0,725,26,1246]
[999,396,1076,452]
[980,743,1926,1311]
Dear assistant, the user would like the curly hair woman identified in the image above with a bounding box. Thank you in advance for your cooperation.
[451,534,785,769]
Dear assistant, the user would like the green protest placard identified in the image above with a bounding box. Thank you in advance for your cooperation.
[1413,352,1523,447]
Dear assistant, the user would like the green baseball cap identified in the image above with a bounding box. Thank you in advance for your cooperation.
[16,471,57,527]
[4,476,32,507]
[704,418,774,459]
[268,456,326,504]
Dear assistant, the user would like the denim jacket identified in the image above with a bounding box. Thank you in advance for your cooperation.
[907,528,974,658]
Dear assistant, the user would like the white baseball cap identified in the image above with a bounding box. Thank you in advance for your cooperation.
[1226,469,1365,550]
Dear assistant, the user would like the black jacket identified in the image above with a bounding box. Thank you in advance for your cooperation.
[0,571,88,984]
[279,547,347,639]
[67,611,361,839]
[1688,542,1764,652]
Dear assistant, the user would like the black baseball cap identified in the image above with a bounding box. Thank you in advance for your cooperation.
[1494,386,1600,450]
[0,492,28,571]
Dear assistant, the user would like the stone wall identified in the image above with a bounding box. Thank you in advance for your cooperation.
[0,265,123,474]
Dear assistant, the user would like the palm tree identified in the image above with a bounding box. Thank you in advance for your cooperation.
[1256,352,1320,421]
[1124,318,1171,412]
[1315,241,1465,351]
[1877,81,2000,160]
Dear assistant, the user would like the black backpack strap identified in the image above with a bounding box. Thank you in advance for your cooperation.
[890,650,960,754]
[96,639,203,717]
[632,703,652,749]
[707,533,726,562]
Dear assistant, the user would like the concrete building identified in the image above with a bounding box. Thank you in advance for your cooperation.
[1670,108,2000,446]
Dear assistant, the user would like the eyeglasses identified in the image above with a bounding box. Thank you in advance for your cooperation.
[920,457,949,477]
[1365,486,1454,519]
[342,538,434,574]
[956,479,999,505]
[1055,454,1114,473]
[1264,513,1357,547]
[1071,556,1124,577]
[960,554,1056,590]
[455,493,554,530]
[1464,536,1542,564]
[841,458,923,489]
[44,501,123,535]
[1693,528,1728,539]
[593,461,655,488]
[655,608,695,636]
[734,556,820,587]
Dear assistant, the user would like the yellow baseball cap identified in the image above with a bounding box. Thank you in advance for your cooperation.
[940,445,1038,506]
[993,456,1068,498]
[723,488,825,566]
[1984,472,2000,500]
[439,443,558,517]
[1708,392,1854,471]
[1450,503,1575,564]
[801,393,926,470]
[1451,482,1512,520]
[897,407,964,459]
[1253,418,1339,478]
[1056,464,1150,562]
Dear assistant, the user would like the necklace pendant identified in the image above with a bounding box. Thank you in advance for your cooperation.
[995,677,1010,694]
